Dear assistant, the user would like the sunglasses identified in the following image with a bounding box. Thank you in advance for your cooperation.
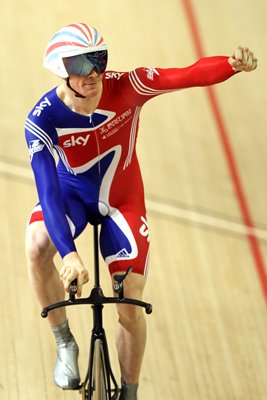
[63,50,108,77]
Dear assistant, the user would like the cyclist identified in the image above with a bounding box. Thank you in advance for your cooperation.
[25,23,257,400]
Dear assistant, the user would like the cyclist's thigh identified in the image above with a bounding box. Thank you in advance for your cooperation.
[26,219,56,255]
[26,218,47,237]
[27,195,88,241]
[100,206,150,276]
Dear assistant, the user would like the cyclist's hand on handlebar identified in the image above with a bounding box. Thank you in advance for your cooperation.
[60,251,89,298]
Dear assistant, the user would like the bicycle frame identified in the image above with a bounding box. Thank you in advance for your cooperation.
[41,222,152,400]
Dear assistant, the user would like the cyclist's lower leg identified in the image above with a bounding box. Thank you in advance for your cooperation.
[25,221,80,389]
[117,313,146,400]
[114,273,147,400]
[26,222,65,325]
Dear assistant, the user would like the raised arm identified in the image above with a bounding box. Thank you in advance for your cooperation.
[126,47,257,105]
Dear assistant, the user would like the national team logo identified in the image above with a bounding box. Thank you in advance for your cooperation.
[139,216,149,242]
[29,139,45,160]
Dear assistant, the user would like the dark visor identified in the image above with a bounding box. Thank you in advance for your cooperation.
[63,50,108,77]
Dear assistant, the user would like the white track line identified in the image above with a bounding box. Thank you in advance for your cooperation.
[0,160,34,181]
[146,199,267,241]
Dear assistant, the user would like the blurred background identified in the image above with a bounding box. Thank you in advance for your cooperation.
[0,1,266,399]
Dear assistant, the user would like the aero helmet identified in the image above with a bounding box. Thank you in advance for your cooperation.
[43,23,108,78]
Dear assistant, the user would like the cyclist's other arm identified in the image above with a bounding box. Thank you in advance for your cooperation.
[33,153,89,296]
[148,46,257,91]
[26,133,89,296]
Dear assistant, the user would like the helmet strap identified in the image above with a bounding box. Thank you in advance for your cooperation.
[66,78,86,99]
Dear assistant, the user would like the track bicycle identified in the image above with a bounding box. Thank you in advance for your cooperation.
[41,220,153,400]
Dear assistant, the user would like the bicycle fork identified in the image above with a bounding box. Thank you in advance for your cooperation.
[82,290,119,400]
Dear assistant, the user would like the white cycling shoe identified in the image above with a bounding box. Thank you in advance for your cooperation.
[54,338,80,390]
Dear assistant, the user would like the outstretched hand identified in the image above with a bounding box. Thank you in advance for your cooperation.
[228,46,257,72]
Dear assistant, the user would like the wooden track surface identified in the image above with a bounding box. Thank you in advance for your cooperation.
[0,1,266,399]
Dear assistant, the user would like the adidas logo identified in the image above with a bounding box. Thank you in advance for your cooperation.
[116,249,130,258]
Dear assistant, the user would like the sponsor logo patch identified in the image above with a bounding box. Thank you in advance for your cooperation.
[62,134,90,148]
[145,67,160,81]
[33,97,51,117]
[29,139,45,160]
[105,72,124,80]
[139,216,149,242]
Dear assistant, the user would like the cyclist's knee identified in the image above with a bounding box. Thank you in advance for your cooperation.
[117,303,144,327]
[114,272,146,324]
[25,222,56,266]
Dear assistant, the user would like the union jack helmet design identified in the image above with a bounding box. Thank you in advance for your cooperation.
[43,23,108,78]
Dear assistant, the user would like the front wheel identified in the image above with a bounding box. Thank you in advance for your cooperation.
[91,339,108,400]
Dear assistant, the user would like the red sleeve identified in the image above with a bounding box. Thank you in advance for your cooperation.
[126,56,237,105]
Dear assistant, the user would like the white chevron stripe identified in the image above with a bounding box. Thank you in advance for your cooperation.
[54,145,75,174]
[129,70,176,96]
[129,71,157,95]
[123,107,141,170]
[105,208,138,264]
